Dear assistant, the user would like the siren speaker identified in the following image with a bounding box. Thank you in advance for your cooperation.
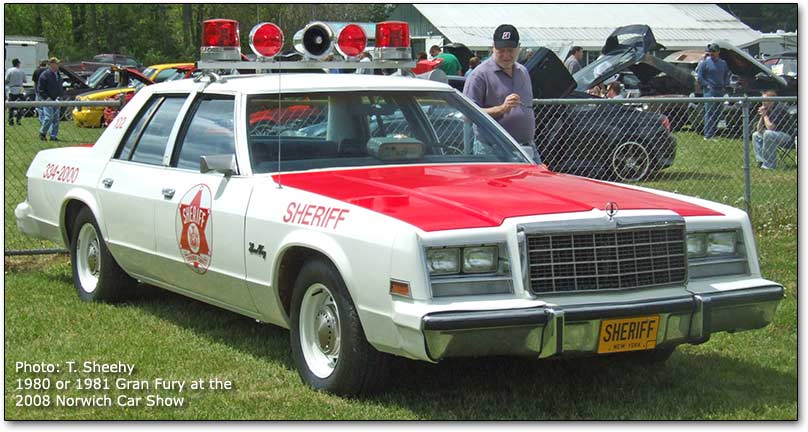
[293,22,334,60]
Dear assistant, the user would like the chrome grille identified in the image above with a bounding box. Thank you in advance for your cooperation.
[527,226,686,293]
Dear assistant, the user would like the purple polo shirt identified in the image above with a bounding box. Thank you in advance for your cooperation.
[462,58,535,144]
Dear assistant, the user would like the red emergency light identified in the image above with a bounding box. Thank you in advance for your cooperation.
[201,19,242,61]
[249,22,284,59]
[336,24,367,58]
[374,21,411,60]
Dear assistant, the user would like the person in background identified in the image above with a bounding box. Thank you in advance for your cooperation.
[696,43,730,141]
[36,57,64,141]
[753,89,797,170]
[463,24,537,161]
[464,56,481,78]
[564,46,583,74]
[416,51,428,61]
[606,81,623,99]
[429,45,462,76]
[5,58,27,126]
[355,51,374,75]
[32,60,48,126]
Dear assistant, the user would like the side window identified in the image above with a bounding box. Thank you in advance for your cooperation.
[116,96,161,160]
[122,96,186,165]
[173,96,236,171]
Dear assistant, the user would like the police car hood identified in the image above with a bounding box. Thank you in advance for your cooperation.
[273,164,721,232]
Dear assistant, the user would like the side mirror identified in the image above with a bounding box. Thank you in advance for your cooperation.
[521,145,542,164]
[200,154,238,177]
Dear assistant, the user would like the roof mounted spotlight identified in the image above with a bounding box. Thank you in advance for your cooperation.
[335,24,367,59]
[249,22,284,59]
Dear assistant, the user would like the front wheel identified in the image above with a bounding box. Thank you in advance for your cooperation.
[290,258,389,396]
[70,207,136,302]
[611,141,651,182]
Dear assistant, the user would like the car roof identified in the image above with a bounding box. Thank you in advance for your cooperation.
[147,72,456,94]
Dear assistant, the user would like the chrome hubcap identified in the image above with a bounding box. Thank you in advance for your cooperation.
[299,283,341,378]
[315,303,339,356]
[76,223,101,293]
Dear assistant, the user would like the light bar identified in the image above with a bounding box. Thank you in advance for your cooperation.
[374,21,411,61]
[201,19,242,61]
[336,24,367,59]
[294,21,334,60]
[249,22,284,59]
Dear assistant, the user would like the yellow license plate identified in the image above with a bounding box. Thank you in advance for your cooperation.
[597,315,660,354]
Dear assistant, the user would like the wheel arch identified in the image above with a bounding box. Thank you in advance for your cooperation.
[272,232,355,324]
[60,188,106,247]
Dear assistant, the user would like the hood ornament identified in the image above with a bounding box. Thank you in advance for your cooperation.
[605,201,619,222]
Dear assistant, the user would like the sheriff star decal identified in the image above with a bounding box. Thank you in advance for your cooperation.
[176,184,213,274]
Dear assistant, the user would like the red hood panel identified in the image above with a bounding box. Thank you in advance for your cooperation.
[273,165,722,231]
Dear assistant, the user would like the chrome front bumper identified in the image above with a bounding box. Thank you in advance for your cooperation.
[420,285,783,361]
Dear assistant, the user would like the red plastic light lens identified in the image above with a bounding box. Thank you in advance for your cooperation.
[375,21,410,48]
[250,23,284,58]
[202,19,240,47]
[336,24,367,58]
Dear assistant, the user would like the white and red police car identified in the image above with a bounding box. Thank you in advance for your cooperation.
[16,20,783,396]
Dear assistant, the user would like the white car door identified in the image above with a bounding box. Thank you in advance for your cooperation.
[152,94,258,314]
[97,95,188,279]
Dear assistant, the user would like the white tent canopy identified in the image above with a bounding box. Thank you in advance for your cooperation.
[399,4,762,52]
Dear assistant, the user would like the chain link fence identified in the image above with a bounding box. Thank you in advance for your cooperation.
[5,100,116,254]
[5,96,797,255]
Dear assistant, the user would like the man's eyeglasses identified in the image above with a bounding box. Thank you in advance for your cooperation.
[708,49,719,53]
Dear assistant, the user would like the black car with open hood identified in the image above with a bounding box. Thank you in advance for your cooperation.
[447,45,676,182]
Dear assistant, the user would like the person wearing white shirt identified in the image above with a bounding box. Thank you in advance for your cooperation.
[5,58,27,126]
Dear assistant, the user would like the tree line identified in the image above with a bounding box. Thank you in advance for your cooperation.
[4,4,393,65]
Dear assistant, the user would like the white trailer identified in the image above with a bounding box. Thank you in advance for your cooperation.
[4,35,49,83]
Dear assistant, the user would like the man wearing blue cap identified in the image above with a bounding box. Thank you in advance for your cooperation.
[696,43,731,140]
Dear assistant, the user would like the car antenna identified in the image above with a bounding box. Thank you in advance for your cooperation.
[276,18,283,189]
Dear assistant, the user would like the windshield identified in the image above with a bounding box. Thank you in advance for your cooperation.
[142,67,156,80]
[573,50,636,90]
[247,91,530,173]
[87,68,110,88]
[766,58,797,76]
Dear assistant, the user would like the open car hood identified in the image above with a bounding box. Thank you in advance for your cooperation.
[629,55,695,92]
[710,40,788,87]
[573,24,665,91]
[522,47,577,99]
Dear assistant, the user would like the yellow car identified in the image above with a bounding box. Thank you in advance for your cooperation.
[142,62,195,82]
[73,67,154,128]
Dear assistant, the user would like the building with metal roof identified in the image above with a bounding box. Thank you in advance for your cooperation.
[390,4,763,60]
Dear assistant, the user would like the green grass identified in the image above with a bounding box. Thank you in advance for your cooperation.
[3,118,797,419]
[4,229,797,419]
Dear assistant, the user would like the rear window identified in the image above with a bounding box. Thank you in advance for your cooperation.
[247,91,528,173]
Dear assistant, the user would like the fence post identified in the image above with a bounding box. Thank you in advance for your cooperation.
[742,98,752,219]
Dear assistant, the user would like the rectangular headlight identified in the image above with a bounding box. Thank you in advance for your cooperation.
[687,233,707,258]
[426,247,461,275]
[706,232,737,255]
[462,246,498,274]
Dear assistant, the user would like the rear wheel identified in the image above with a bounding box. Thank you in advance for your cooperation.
[611,141,651,182]
[70,207,136,302]
[290,258,389,396]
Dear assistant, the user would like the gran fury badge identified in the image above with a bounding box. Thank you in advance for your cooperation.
[176,184,213,274]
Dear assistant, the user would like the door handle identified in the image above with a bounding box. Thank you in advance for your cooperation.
[162,188,175,199]
[102,178,114,188]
